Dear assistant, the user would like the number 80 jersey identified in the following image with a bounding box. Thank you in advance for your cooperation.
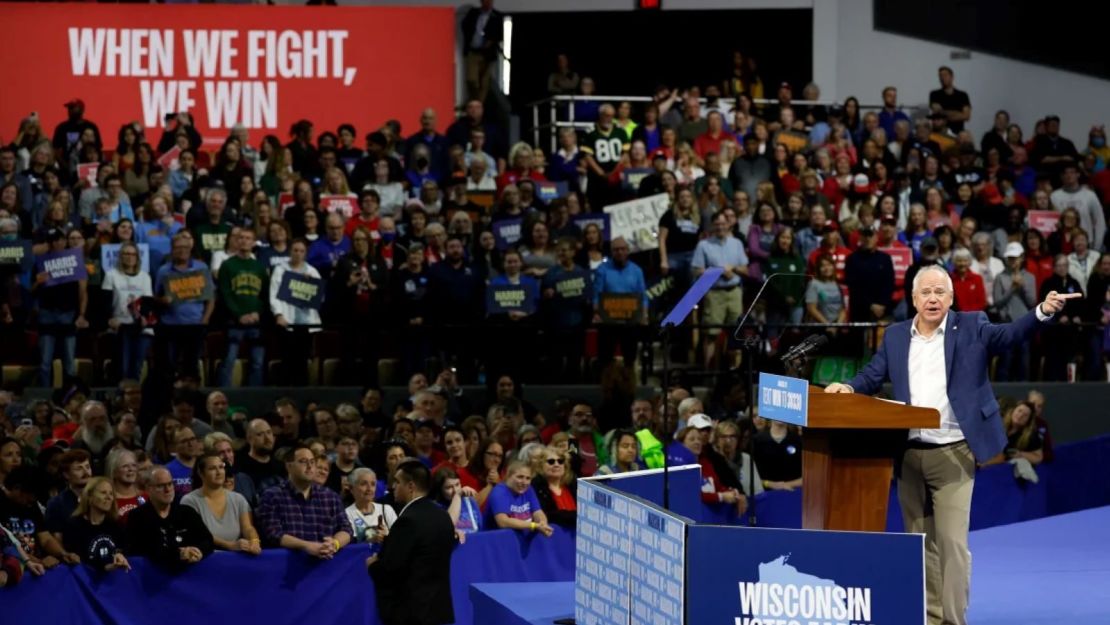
[581,125,631,173]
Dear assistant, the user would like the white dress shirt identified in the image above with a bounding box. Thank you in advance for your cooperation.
[907,313,964,444]
[907,307,1052,443]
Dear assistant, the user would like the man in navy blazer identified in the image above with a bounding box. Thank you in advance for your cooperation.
[826,264,1078,625]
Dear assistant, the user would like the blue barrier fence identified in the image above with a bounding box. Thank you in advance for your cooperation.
[708,434,1110,530]
[5,435,1106,623]
[2,525,576,625]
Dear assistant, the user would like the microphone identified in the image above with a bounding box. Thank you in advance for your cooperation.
[732,272,812,344]
[780,333,829,363]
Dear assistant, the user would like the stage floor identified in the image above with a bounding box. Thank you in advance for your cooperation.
[968,506,1110,625]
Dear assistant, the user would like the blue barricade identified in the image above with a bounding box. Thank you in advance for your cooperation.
[717,434,1110,530]
[1,526,576,625]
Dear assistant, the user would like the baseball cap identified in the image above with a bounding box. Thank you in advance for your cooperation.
[779,82,792,91]
[650,148,668,161]
[64,98,85,109]
[687,414,714,430]
[920,236,939,250]
[880,215,898,227]
[45,227,66,242]
[1004,242,1025,258]
[859,226,876,237]
[40,438,70,452]
[852,173,870,193]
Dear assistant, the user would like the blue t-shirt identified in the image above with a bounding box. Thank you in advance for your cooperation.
[483,483,541,528]
[165,458,194,500]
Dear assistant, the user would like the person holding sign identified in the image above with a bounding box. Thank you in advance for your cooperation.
[270,239,321,386]
[542,238,593,382]
[154,232,214,386]
[486,249,541,380]
[33,228,89,387]
[593,237,648,371]
[825,266,1080,625]
[101,241,152,382]
[691,213,749,369]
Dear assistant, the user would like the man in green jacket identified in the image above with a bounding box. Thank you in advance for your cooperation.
[217,228,268,386]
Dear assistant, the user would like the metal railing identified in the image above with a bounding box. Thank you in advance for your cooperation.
[526,94,929,153]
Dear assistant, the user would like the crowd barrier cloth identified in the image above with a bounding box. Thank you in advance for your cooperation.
[0,5,456,147]
[1,526,576,625]
[717,434,1110,531]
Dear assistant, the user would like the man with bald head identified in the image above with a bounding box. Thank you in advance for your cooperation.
[403,107,449,179]
[826,264,1078,625]
[127,466,213,570]
[308,212,352,281]
[237,418,282,496]
[593,237,648,369]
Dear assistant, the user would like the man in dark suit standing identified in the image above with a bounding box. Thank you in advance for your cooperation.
[367,460,456,625]
[460,0,503,104]
[826,264,1078,625]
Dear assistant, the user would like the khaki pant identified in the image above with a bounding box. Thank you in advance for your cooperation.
[898,441,976,625]
[465,51,494,104]
[701,286,743,336]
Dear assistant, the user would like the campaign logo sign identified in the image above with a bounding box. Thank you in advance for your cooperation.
[77,162,100,187]
[277,192,296,215]
[572,213,610,241]
[758,372,808,427]
[319,194,358,218]
[164,268,213,303]
[604,193,669,253]
[36,248,87,286]
[491,217,523,251]
[101,243,151,273]
[599,293,642,324]
[620,167,653,192]
[551,271,590,303]
[0,240,33,273]
[1028,210,1060,236]
[276,270,324,309]
[536,181,568,203]
[487,283,534,315]
[686,524,925,625]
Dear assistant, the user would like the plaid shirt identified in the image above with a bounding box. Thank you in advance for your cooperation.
[257,479,352,545]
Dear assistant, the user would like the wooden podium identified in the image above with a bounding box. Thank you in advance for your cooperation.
[801,387,940,532]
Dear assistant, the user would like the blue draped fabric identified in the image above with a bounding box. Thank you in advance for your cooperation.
[2,527,576,625]
[720,435,1110,531]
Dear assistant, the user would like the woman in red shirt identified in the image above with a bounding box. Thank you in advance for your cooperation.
[463,438,505,508]
[1024,229,1056,293]
[677,426,744,512]
[433,426,471,482]
[531,446,576,529]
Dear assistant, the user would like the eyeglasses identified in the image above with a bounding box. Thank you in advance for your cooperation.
[545,458,566,466]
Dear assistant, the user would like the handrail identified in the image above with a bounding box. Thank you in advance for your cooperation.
[526,93,923,153]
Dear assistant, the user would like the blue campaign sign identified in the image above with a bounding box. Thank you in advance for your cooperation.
[660,267,722,327]
[758,372,809,427]
[486,282,536,315]
[276,271,325,309]
[626,495,686,625]
[0,239,33,273]
[491,217,523,250]
[686,525,925,625]
[571,213,610,241]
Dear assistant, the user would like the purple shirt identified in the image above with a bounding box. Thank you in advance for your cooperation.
[257,479,352,545]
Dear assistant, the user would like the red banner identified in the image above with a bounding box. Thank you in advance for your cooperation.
[0,5,456,148]
[1028,210,1060,237]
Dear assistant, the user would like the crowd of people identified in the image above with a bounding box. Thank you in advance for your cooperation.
[0,369,1053,588]
[3,59,1110,390]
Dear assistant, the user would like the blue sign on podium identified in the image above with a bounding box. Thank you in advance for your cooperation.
[758,372,809,427]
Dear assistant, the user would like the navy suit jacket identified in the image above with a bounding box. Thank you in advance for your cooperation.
[847,309,1044,463]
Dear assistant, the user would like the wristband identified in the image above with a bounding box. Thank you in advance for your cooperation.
[333,539,341,551]
[530,521,537,532]
[250,539,260,544]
